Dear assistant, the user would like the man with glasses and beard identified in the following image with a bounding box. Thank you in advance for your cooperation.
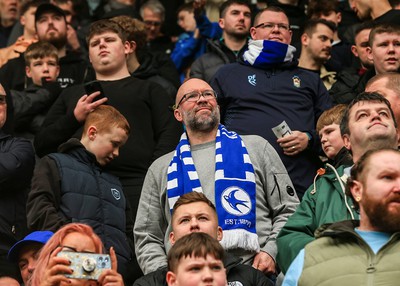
[283,147,400,286]
[0,3,87,91]
[134,78,299,278]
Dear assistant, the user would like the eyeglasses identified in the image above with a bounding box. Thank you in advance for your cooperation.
[144,20,162,27]
[174,90,217,109]
[254,22,290,31]
[0,94,6,105]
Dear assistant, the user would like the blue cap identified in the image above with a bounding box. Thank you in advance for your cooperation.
[8,231,53,262]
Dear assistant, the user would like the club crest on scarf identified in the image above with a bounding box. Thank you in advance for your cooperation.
[221,187,251,216]
[167,124,260,252]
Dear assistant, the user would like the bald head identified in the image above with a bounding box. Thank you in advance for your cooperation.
[174,78,220,139]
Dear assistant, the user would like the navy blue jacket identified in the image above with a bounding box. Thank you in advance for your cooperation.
[27,139,133,276]
[211,60,332,198]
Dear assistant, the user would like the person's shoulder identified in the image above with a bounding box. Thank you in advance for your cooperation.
[228,263,274,286]
[118,75,162,89]
[215,61,246,74]
[294,66,322,80]
[133,267,167,286]
[241,134,270,149]
[0,132,34,158]
[149,149,176,170]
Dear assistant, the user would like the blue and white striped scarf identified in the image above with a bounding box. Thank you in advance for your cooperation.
[243,39,296,68]
[167,124,259,252]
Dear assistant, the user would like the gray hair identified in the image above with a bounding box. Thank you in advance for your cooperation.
[140,0,165,22]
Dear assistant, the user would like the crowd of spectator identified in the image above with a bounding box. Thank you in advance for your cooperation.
[1,0,400,285]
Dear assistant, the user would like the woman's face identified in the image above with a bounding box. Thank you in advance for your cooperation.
[60,232,98,286]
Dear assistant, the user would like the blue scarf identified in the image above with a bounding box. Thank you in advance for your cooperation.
[167,124,259,252]
[243,39,296,68]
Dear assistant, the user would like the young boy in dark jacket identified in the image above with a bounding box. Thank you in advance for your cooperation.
[27,105,134,281]
[11,41,62,140]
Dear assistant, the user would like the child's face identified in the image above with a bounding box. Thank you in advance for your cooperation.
[168,254,227,286]
[319,123,344,159]
[177,10,196,32]
[87,126,128,166]
[26,56,60,86]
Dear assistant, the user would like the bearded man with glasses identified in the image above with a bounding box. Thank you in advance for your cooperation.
[211,6,332,201]
[134,78,299,279]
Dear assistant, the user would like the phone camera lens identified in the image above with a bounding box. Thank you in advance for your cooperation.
[82,257,96,272]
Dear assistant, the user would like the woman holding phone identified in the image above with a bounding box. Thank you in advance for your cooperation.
[29,223,124,286]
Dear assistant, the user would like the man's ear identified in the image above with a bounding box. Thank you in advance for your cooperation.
[250,26,257,40]
[343,134,351,150]
[351,45,358,57]
[350,180,363,203]
[123,40,131,56]
[128,41,136,54]
[169,231,176,245]
[336,12,342,24]
[166,271,177,286]
[219,18,224,29]
[216,226,223,241]
[174,108,183,122]
[301,33,309,46]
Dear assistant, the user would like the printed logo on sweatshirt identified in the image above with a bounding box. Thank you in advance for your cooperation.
[221,187,251,216]
[292,75,301,88]
[248,74,256,86]
[228,281,243,286]
[111,188,121,200]
[57,77,75,89]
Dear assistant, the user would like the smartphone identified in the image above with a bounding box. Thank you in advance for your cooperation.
[84,80,106,102]
[56,251,111,280]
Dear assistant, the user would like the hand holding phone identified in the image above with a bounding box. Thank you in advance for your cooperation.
[56,251,111,280]
[84,80,106,103]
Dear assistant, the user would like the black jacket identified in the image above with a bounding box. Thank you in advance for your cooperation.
[330,68,375,104]
[0,130,35,254]
[133,252,273,286]
[190,39,248,83]
[133,52,177,100]
[12,83,62,139]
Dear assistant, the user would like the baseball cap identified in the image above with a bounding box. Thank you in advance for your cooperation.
[35,3,66,22]
[8,231,53,262]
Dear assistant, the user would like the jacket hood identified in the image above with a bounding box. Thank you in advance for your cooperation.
[133,51,159,79]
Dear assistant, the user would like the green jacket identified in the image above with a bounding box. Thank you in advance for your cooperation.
[276,164,359,273]
[299,220,400,286]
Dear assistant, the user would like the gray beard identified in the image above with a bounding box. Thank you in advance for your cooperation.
[185,108,219,132]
